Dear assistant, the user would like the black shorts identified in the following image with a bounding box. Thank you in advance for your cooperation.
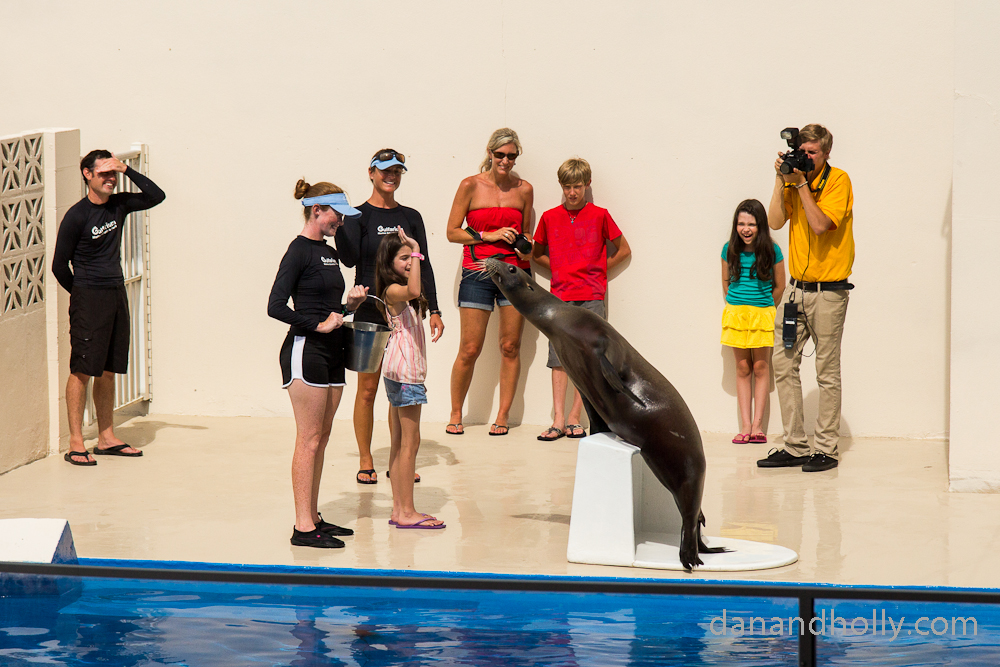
[279,332,346,388]
[69,285,130,377]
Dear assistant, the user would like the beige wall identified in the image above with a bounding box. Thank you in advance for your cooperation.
[0,129,77,472]
[0,2,959,438]
[0,313,48,473]
[950,0,1000,490]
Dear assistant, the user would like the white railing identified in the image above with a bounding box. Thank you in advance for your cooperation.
[84,144,152,422]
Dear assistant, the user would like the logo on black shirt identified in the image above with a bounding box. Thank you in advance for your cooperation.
[377,225,400,235]
[91,220,118,239]
[321,256,339,266]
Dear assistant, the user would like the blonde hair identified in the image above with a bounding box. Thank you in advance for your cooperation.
[479,127,523,173]
[798,124,833,154]
[294,179,344,221]
[557,158,592,186]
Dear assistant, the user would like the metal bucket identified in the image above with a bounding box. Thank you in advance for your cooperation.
[344,321,392,373]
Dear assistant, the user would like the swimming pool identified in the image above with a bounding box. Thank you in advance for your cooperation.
[1,561,998,666]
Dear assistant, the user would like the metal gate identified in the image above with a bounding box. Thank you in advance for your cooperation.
[84,144,152,422]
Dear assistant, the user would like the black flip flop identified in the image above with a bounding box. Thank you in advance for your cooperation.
[385,470,421,483]
[92,444,143,457]
[64,450,96,466]
[356,469,377,484]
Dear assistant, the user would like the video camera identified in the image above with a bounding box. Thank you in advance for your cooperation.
[779,127,814,176]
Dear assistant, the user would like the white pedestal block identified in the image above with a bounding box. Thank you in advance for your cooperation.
[567,433,797,571]
[0,518,78,564]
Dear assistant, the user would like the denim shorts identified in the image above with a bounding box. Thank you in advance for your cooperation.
[384,377,428,407]
[458,267,530,311]
[547,299,606,368]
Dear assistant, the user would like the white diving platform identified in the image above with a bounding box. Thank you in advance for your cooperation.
[567,433,798,571]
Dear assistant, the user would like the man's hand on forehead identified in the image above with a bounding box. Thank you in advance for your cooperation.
[94,155,127,175]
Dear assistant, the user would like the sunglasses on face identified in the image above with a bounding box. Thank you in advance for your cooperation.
[492,150,518,162]
[372,149,405,164]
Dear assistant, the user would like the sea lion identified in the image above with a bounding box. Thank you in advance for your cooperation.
[481,258,725,570]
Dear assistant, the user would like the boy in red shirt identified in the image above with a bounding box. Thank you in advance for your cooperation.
[531,158,631,440]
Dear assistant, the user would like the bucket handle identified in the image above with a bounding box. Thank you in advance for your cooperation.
[359,293,393,326]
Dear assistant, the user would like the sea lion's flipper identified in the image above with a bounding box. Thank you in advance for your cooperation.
[581,396,611,435]
[599,353,644,406]
[698,512,730,554]
[699,536,730,554]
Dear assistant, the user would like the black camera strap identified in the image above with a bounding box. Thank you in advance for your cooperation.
[465,226,518,264]
[810,163,832,197]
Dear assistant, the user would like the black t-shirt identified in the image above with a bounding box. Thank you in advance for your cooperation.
[334,202,439,311]
[51,166,166,291]
[267,235,347,340]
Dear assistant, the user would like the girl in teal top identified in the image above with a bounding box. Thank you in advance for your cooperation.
[720,199,786,445]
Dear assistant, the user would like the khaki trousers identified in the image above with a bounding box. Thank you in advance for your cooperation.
[772,284,850,458]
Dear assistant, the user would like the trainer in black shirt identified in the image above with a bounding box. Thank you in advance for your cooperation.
[333,148,444,487]
[54,150,165,466]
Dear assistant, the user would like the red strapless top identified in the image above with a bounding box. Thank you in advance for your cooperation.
[462,207,530,271]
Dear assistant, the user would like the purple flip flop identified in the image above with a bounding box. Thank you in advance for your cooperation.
[395,517,446,530]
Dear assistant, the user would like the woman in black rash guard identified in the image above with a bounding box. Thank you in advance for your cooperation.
[267,179,368,549]
[335,149,444,486]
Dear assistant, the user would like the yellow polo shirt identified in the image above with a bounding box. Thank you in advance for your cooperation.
[782,165,854,282]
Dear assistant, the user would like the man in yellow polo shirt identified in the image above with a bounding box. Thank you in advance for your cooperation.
[757,124,854,473]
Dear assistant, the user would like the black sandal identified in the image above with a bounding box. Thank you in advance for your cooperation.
[64,450,96,466]
[356,469,377,484]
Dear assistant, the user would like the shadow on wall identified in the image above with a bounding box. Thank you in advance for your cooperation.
[719,346,853,439]
[720,345,774,435]
[449,265,541,427]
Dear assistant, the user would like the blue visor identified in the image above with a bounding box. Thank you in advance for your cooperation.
[301,192,361,218]
[371,156,407,171]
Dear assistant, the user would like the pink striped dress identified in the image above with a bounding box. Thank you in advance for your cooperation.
[382,304,427,384]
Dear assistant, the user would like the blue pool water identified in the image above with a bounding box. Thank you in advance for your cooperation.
[1,562,998,666]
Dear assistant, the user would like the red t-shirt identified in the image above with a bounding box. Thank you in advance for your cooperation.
[534,203,622,301]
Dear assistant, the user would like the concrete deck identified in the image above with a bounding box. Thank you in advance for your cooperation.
[0,414,992,587]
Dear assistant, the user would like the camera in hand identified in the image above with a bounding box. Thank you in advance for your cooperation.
[779,127,814,176]
[512,233,532,255]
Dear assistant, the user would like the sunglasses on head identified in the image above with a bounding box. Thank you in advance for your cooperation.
[492,150,518,162]
[372,149,405,164]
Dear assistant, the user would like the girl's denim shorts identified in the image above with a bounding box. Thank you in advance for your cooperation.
[384,377,428,407]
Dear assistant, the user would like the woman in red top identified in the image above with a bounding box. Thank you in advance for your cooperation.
[444,128,533,435]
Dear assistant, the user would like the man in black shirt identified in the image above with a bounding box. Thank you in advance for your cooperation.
[52,150,165,465]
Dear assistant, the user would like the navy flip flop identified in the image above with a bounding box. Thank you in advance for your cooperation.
[92,444,143,457]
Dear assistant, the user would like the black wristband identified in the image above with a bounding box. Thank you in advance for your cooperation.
[430,309,442,316]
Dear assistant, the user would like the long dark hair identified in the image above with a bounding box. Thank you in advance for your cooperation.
[374,233,428,321]
[727,199,775,284]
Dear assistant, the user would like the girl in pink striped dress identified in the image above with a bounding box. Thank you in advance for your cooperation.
[374,229,444,529]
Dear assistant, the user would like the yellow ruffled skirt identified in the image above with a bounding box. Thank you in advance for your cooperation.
[721,303,776,349]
